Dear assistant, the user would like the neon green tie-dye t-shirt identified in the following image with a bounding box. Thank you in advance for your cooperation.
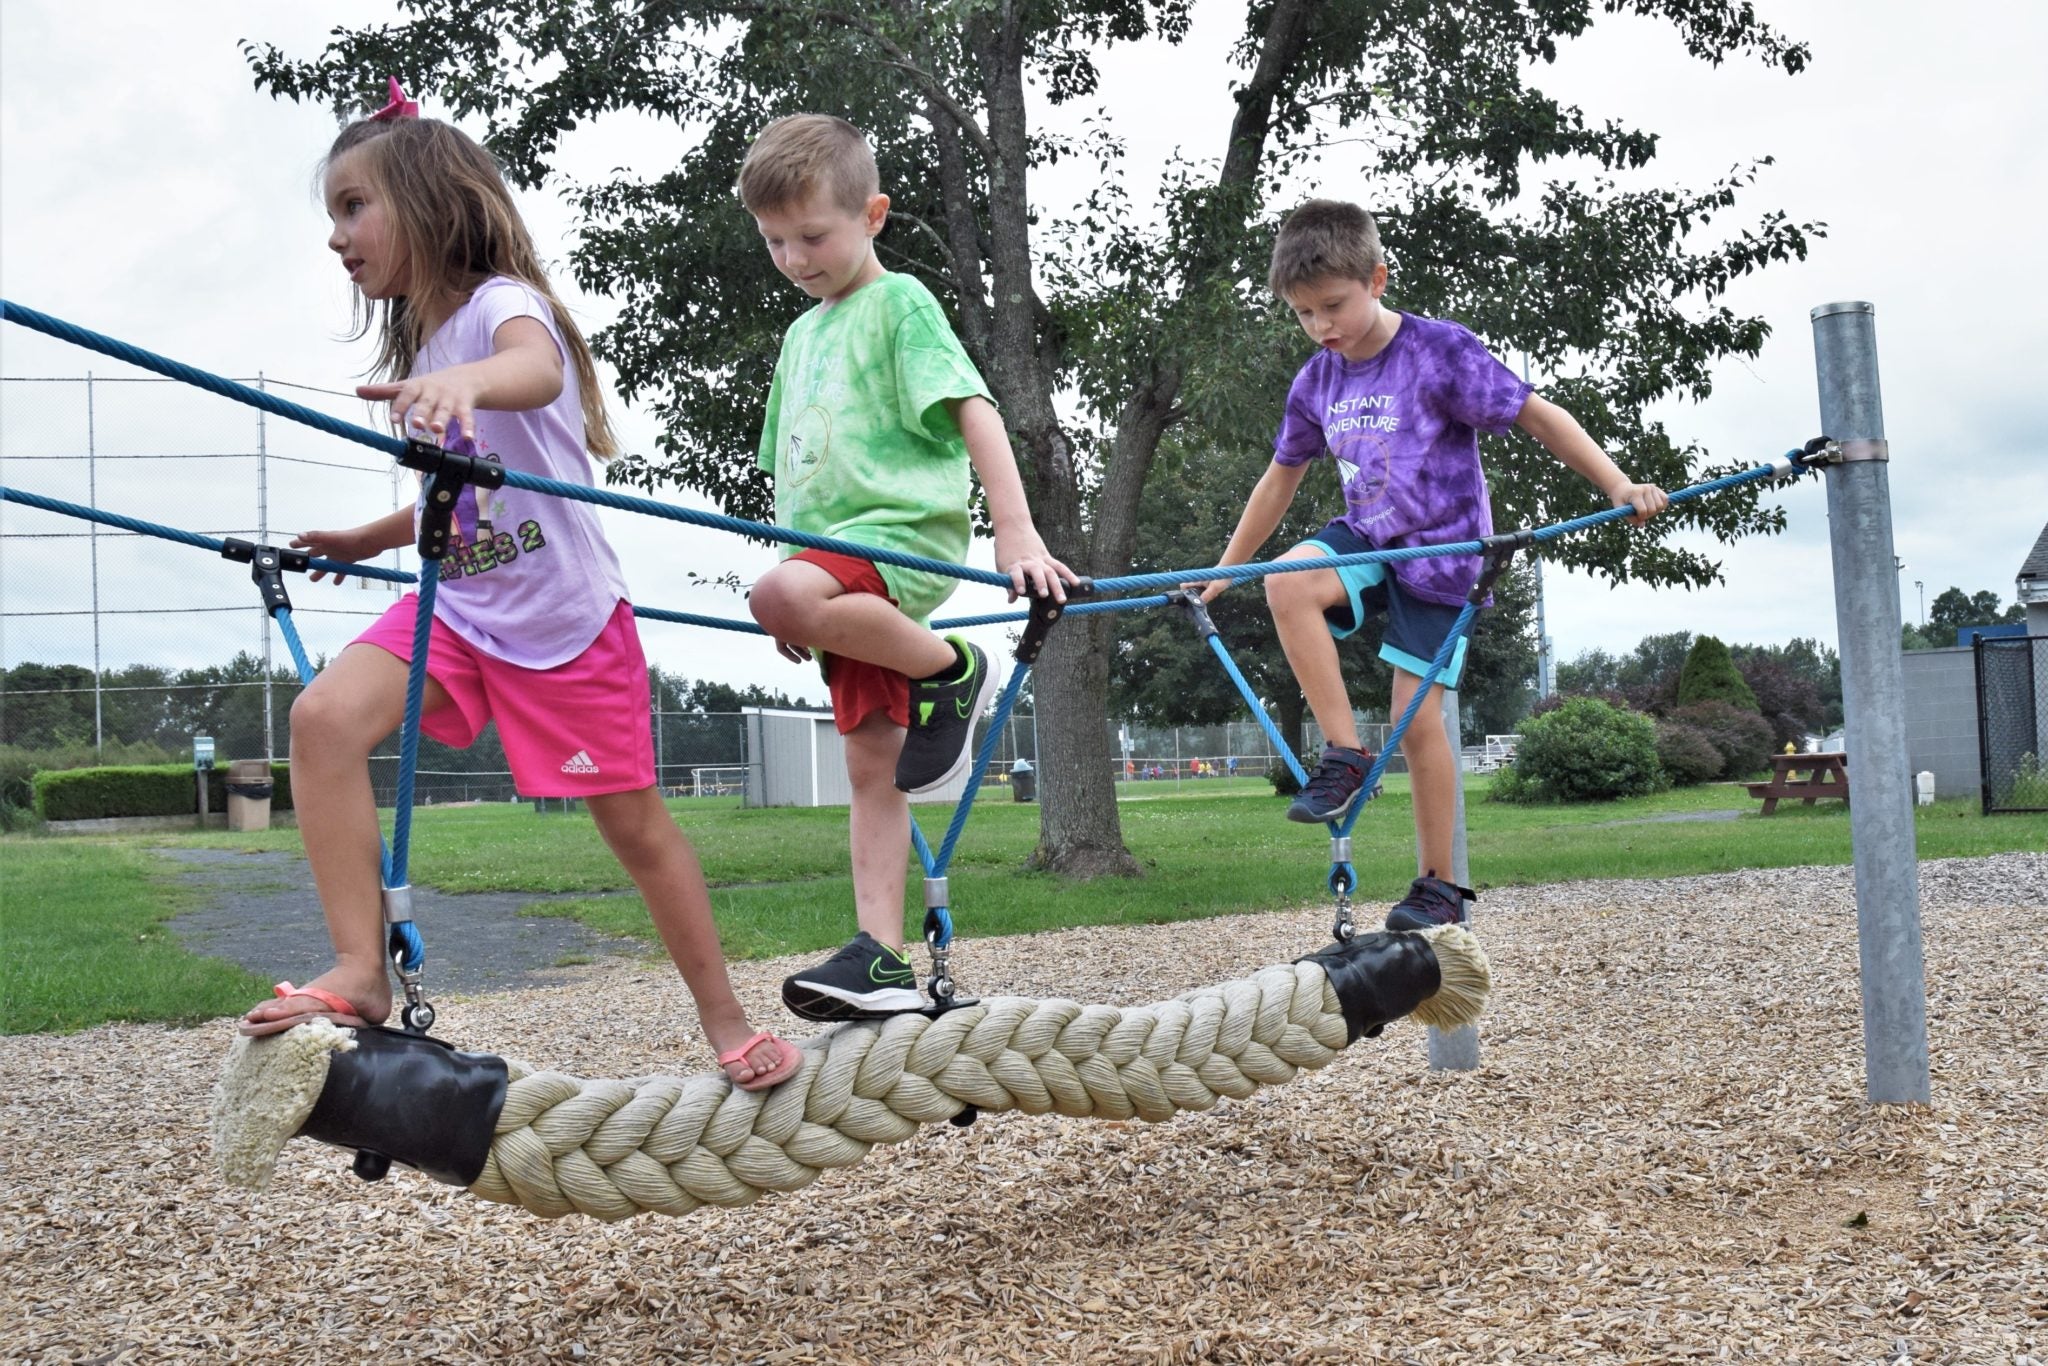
[756,272,992,624]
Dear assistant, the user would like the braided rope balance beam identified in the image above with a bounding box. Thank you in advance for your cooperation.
[213,927,1488,1222]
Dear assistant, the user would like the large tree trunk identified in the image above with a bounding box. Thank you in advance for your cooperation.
[1028,612,1139,876]
[1277,692,1308,761]
[960,0,1315,879]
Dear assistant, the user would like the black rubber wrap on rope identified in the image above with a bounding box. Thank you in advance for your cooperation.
[298,1027,509,1187]
[1298,932,1443,1043]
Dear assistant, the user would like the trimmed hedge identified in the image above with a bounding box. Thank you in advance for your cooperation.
[1667,702,1774,781]
[34,762,293,822]
[1655,720,1723,787]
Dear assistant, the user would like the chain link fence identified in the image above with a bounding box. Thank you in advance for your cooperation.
[1974,634,2048,813]
[3,372,410,768]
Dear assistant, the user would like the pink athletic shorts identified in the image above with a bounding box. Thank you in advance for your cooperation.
[352,596,654,797]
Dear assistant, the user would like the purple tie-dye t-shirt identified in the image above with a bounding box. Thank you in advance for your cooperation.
[411,277,631,669]
[1273,313,1531,607]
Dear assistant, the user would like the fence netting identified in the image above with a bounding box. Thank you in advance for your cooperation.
[1975,634,2048,813]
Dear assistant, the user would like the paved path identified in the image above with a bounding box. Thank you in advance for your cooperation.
[158,847,649,994]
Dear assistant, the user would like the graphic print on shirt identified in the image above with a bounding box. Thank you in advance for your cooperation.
[1326,395,1399,531]
[785,405,832,488]
[430,446,552,583]
[782,349,847,488]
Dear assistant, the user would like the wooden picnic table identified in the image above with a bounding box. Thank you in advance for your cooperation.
[1745,752,1850,815]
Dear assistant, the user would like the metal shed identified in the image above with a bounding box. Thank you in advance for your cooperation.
[742,707,976,808]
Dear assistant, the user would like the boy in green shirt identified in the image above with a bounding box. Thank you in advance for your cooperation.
[740,114,1076,1020]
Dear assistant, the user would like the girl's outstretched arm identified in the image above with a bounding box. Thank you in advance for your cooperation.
[359,316,566,446]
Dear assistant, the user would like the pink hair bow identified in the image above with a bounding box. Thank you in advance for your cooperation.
[370,77,419,121]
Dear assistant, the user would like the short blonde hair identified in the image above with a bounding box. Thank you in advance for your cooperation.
[1269,199,1385,297]
[736,114,879,215]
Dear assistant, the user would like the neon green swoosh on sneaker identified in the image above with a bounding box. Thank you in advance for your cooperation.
[868,954,915,986]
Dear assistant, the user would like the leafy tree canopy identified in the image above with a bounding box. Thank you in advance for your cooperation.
[243,0,1820,873]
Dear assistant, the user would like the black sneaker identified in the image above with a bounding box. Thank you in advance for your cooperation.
[781,932,925,1021]
[1286,744,1376,823]
[1385,874,1473,932]
[895,636,1000,794]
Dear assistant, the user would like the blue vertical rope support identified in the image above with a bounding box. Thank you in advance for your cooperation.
[1201,634,1311,787]
[1332,600,1480,841]
[272,608,318,686]
[382,573,437,977]
[933,666,1031,877]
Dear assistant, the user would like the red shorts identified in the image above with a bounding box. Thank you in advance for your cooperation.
[793,549,910,735]
[353,596,654,797]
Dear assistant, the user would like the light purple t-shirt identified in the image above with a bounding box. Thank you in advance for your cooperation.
[413,277,631,669]
[1273,313,1531,607]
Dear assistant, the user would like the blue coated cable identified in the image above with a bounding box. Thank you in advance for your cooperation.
[0,485,415,583]
[1,303,1804,599]
[1202,634,1310,787]
[931,666,1032,878]
[385,572,438,893]
[272,608,318,689]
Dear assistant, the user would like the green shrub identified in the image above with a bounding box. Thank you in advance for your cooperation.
[1667,702,1774,781]
[1502,697,1664,803]
[33,762,292,821]
[1655,720,1722,787]
[1486,761,1534,803]
[1676,636,1761,712]
[2003,753,2048,808]
[1268,753,1312,797]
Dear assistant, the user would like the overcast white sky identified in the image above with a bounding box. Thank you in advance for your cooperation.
[4,0,2044,700]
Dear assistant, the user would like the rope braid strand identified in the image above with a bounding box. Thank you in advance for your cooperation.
[213,926,1489,1222]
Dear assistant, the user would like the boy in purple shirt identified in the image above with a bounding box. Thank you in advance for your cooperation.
[1198,200,1668,930]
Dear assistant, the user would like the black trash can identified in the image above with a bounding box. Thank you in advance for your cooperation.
[1010,759,1036,802]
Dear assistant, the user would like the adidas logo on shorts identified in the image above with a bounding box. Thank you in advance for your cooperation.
[559,749,600,775]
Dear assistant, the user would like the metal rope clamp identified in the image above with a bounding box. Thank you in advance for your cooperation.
[1012,575,1095,665]
[920,877,976,1013]
[1794,436,1889,467]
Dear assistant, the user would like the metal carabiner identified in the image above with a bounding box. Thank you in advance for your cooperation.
[1328,838,1357,942]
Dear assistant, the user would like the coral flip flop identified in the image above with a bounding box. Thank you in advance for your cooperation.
[238,981,370,1037]
[717,1030,805,1092]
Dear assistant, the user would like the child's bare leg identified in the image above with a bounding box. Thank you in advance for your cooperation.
[842,714,912,950]
[585,786,791,1086]
[1265,549,1360,748]
[751,559,954,677]
[1393,668,1457,876]
[240,644,447,1032]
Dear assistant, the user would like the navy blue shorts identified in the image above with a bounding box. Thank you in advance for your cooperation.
[1293,518,1468,689]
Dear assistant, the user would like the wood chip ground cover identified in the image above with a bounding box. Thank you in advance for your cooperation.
[4,853,2043,1364]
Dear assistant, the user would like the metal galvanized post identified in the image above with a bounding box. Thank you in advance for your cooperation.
[1811,301,1931,1104]
[1426,687,1479,1071]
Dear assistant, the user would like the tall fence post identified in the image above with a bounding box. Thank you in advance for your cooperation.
[1426,687,1479,1071]
[1811,300,1931,1105]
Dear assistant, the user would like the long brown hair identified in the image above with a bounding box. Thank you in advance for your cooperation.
[326,117,619,457]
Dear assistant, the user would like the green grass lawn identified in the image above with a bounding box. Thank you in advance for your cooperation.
[6,777,2042,1033]
[0,841,272,1033]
